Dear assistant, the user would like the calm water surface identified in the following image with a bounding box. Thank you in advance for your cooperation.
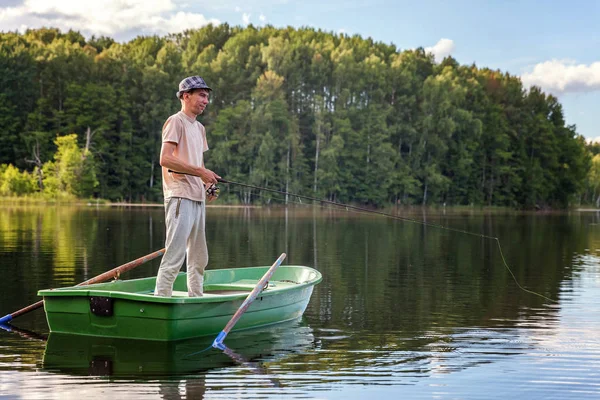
[1,205,599,399]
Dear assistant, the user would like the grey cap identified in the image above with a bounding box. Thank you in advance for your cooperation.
[176,76,212,99]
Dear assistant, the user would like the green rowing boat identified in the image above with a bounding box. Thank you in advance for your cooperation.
[38,265,321,341]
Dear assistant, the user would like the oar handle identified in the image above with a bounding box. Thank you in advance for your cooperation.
[0,300,44,324]
[78,248,165,286]
[0,248,166,325]
[212,253,287,349]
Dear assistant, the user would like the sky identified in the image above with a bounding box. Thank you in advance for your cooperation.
[1,0,599,140]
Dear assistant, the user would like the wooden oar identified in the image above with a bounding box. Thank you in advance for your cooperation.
[212,253,286,349]
[0,248,165,325]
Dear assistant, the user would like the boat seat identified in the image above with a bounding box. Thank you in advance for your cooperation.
[157,278,301,297]
[206,279,299,292]
[204,279,261,291]
[171,291,230,297]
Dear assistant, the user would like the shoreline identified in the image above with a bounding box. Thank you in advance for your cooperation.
[2,197,598,211]
[107,202,258,208]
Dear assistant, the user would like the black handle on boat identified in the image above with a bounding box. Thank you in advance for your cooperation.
[0,248,166,325]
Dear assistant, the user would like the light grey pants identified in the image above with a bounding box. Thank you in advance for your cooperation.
[154,197,208,297]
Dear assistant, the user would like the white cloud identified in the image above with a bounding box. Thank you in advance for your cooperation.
[0,0,219,40]
[521,59,600,94]
[259,14,266,23]
[242,12,251,25]
[588,136,600,144]
[425,38,455,62]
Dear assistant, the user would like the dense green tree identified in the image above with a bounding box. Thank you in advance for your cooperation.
[0,164,37,195]
[42,134,98,197]
[0,33,38,166]
[586,154,600,206]
[0,26,592,208]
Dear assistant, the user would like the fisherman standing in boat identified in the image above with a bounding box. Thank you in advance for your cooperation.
[154,76,220,297]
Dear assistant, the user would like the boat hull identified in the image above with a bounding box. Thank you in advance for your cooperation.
[42,319,315,375]
[38,266,321,341]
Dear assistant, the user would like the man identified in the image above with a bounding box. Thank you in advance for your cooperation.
[154,76,220,297]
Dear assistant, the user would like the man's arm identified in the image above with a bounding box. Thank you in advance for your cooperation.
[160,141,220,185]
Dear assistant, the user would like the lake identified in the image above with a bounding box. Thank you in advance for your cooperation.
[1,204,599,399]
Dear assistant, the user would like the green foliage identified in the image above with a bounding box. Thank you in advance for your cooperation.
[0,27,591,208]
[0,164,37,195]
[586,154,600,207]
[42,134,98,198]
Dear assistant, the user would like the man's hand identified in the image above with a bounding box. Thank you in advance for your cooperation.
[195,167,220,185]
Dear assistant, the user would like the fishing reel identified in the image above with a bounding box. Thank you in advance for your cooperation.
[206,183,220,198]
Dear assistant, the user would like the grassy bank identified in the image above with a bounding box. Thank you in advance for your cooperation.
[0,195,110,206]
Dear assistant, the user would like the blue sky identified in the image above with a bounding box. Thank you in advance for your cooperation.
[1,0,599,140]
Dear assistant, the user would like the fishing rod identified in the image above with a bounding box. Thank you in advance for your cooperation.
[171,170,557,303]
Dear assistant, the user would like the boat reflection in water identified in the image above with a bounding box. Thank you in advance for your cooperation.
[42,318,315,377]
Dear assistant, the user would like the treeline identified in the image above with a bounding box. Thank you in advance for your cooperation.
[0,134,96,199]
[0,25,594,207]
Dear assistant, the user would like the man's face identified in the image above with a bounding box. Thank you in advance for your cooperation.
[184,89,210,115]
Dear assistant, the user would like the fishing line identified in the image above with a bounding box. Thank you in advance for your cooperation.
[174,172,557,303]
[224,179,558,303]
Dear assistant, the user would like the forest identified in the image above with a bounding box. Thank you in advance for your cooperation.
[1,25,598,208]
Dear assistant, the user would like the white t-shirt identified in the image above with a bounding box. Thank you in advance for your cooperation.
[161,111,209,202]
